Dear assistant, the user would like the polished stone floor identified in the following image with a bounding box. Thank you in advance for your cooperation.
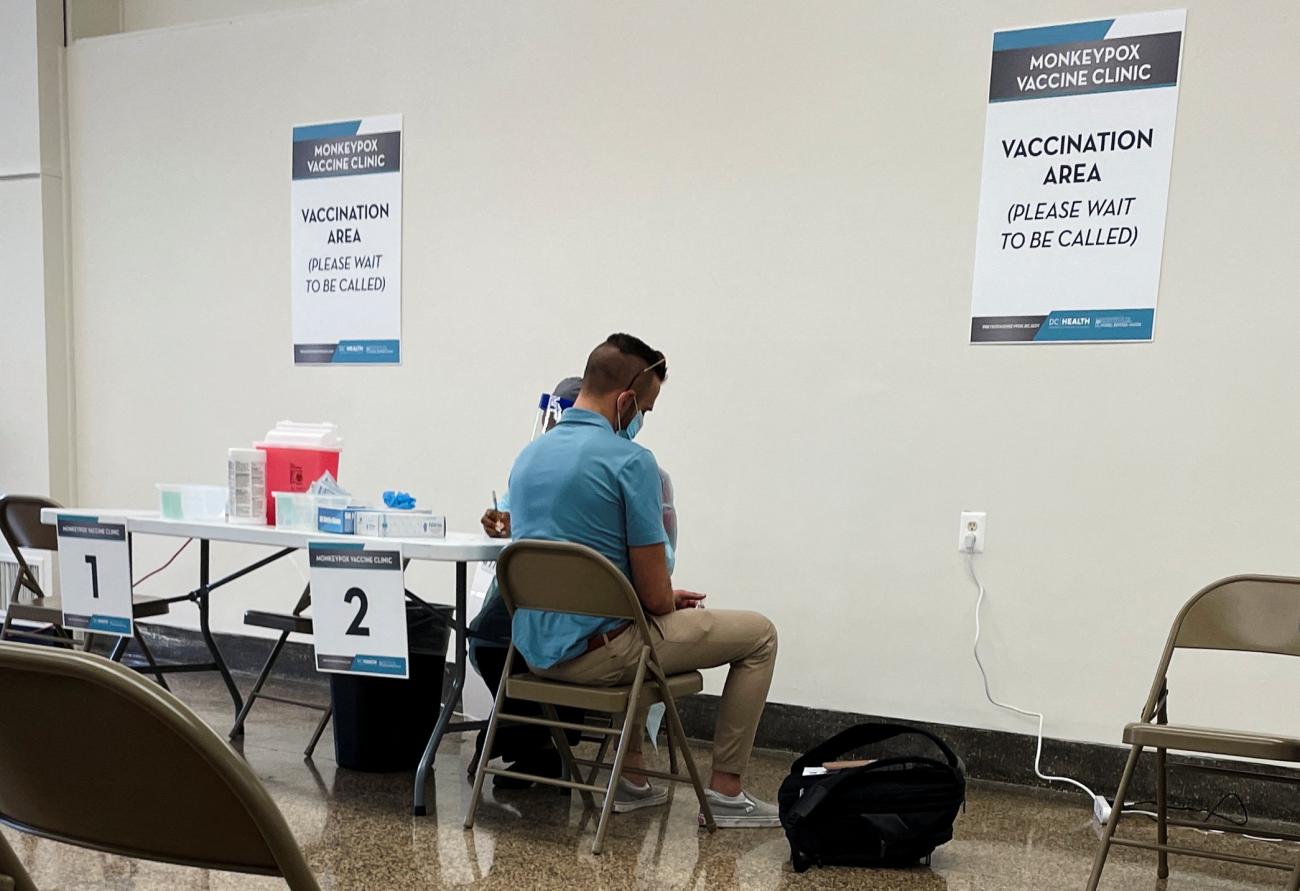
[4,674,1297,889]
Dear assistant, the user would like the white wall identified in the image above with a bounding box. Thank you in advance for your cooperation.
[0,178,51,496]
[0,1,49,497]
[123,0,349,32]
[0,0,74,501]
[65,0,1300,747]
[0,1,41,175]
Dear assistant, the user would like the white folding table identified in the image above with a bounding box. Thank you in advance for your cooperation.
[41,508,504,815]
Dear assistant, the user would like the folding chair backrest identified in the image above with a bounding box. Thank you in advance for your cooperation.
[1137,574,1300,721]
[0,496,60,600]
[496,540,654,644]
[1171,575,1300,658]
[0,496,59,555]
[0,643,319,889]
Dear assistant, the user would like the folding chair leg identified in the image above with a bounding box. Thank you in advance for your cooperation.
[540,703,594,808]
[1155,747,1168,879]
[304,705,332,758]
[666,713,678,776]
[586,736,612,786]
[0,614,75,649]
[659,689,713,832]
[593,707,638,855]
[1085,745,1143,891]
[132,626,169,690]
[463,709,497,829]
[0,830,36,891]
[592,653,650,856]
[465,648,516,830]
[229,630,290,740]
[108,633,130,662]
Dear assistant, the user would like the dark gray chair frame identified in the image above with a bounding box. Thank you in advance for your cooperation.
[228,582,332,759]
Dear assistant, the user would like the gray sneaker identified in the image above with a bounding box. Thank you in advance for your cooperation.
[699,789,781,828]
[610,778,669,813]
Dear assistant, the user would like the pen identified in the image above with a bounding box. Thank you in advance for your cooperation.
[492,490,504,534]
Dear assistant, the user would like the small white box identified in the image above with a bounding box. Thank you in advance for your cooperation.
[354,510,446,539]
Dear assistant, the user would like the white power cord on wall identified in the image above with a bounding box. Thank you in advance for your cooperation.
[964,543,1113,823]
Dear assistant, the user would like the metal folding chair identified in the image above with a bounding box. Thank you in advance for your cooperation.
[1086,574,1300,891]
[464,540,715,854]
[0,642,320,889]
[228,583,332,758]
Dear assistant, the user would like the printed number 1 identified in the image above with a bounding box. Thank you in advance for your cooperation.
[85,555,99,599]
[344,587,371,636]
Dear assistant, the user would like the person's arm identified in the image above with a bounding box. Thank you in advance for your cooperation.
[621,450,673,615]
[629,542,675,616]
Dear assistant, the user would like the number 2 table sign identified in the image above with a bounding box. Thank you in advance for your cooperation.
[56,515,133,635]
[308,542,409,678]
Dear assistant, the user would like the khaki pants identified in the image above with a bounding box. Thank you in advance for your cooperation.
[533,609,777,776]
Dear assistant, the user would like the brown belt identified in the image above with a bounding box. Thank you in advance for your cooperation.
[584,621,632,654]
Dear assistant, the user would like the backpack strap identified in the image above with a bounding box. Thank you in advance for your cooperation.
[786,761,866,826]
[791,723,962,774]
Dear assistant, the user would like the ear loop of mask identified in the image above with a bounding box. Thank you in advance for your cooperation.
[616,356,664,433]
[615,390,639,434]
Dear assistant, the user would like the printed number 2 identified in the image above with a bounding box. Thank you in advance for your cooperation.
[85,555,99,599]
[344,587,371,636]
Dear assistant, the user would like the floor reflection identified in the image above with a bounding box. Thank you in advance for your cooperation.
[3,674,1292,890]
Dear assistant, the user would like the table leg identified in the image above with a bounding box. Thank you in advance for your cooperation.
[413,561,468,816]
[199,539,245,727]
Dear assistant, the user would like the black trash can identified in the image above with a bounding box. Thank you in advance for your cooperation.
[330,599,453,772]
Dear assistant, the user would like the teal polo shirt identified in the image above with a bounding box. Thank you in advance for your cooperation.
[507,408,666,669]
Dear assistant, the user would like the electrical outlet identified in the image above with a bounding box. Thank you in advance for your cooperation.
[958,511,986,552]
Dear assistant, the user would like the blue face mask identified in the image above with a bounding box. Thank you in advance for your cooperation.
[616,392,643,440]
[618,410,643,441]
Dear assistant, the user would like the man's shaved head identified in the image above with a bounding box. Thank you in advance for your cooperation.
[581,333,667,397]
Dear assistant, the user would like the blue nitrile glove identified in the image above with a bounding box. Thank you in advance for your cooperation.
[382,490,416,510]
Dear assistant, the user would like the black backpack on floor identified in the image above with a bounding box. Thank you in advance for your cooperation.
[778,723,966,872]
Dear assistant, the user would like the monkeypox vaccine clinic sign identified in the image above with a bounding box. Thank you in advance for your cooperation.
[291,115,402,364]
[970,11,1185,343]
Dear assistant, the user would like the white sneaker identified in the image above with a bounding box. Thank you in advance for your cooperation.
[610,777,669,813]
[699,789,781,828]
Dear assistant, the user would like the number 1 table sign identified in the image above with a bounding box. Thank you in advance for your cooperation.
[308,542,409,678]
[56,515,133,635]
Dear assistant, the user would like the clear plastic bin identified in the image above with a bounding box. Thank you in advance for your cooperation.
[273,492,352,531]
[157,484,227,521]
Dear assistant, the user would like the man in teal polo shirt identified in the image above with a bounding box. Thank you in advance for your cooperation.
[507,333,780,828]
